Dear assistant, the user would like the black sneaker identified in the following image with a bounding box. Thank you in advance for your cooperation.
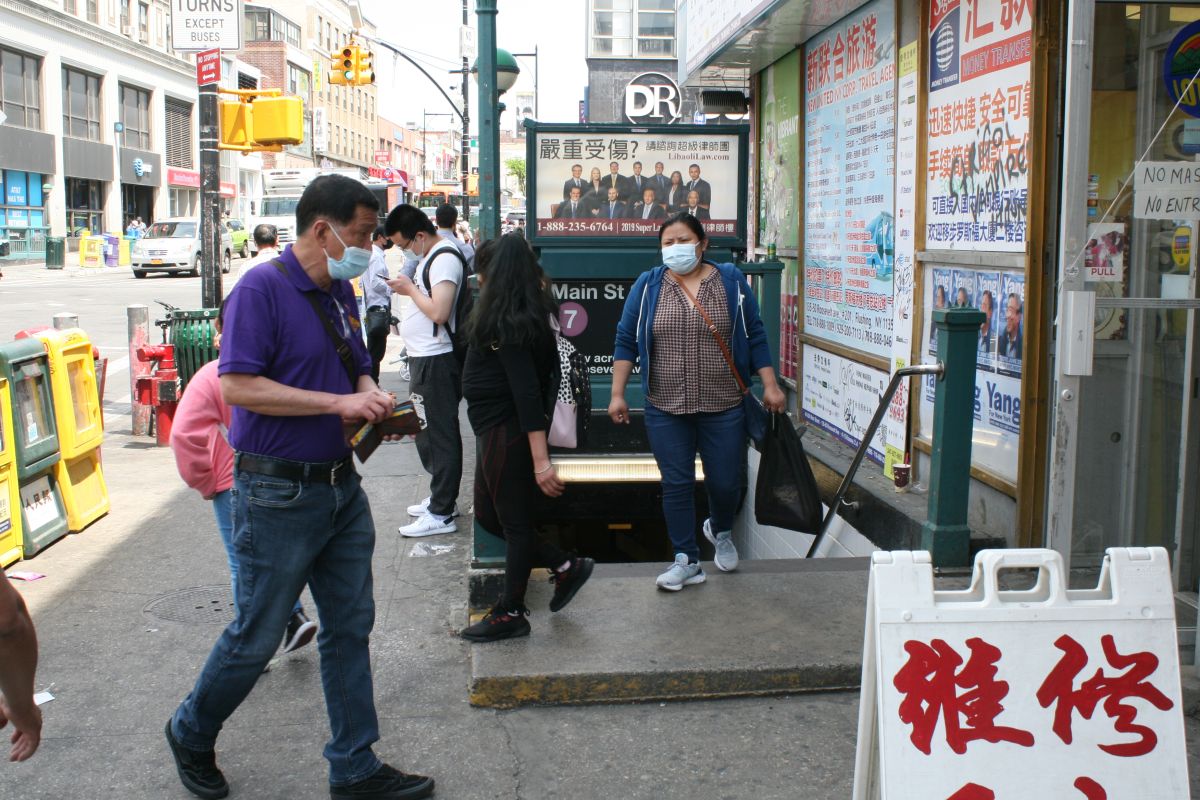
[459,604,531,642]
[330,763,435,799]
[283,609,318,653]
[549,557,594,612]
[164,720,229,800]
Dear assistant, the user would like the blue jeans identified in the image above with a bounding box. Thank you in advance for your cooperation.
[644,403,746,561]
[212,489,302,616]
[174,464,381,786]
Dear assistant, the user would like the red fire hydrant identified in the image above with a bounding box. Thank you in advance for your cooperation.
[134,343,179,446]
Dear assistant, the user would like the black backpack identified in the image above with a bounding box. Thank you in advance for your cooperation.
[420,245,474,364]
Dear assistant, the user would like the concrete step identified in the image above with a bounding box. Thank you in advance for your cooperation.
[468,557,870,708]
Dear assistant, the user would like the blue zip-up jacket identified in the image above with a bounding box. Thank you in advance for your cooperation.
[613,261,774,399]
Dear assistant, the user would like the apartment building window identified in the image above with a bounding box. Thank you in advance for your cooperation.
[64,0,76,13]
[165,98,194,168]
[590,0,675,58]
[287,64,309,99]
[66,178,102,236]
[138,2,149,42]
[243,6,301,47]
[120,0,130,33]
[86,0,98,23]
[1,48,41,130]
[62,67,101,141]
[119,84,150,149]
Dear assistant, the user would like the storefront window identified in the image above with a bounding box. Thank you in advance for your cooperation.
[1062,3,1200,582]
[66,177,103,235]
[1,171,46,257]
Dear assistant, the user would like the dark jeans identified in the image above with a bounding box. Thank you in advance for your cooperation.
[410,352,463,517]
[475,418,568,608]
[644,403,746,561]
[172,459,381,786]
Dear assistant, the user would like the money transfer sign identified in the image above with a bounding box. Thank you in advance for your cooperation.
[171,0,242,52]
[530,125,745,244]
[803,0,897,360]
[925,0,1033,252]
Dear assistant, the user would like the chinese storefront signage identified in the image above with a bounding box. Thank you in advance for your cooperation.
[854,548,1189,800]
[803,0,897,360]
[926,0,1033,252]
[530,126,744,243]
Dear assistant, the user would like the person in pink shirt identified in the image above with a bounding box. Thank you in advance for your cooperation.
[170,304,317,654]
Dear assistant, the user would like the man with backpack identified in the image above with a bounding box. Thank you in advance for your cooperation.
[385,204,469,537]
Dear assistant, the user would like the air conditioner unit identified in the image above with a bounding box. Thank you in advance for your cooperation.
[121,24,133,35]
[700,90,749,114]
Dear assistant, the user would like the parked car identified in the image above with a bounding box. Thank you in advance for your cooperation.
[225,218,250,258]
[130,218,232,278]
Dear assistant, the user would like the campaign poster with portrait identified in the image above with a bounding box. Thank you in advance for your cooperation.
[926,0,1034,252]
[997,271,1024,378]
[951,269,976,309]
[975,270,1001,371]
[928,267,952,355]
[530,125,745,243]
[918,266,1024,483]
[802,0,897,360]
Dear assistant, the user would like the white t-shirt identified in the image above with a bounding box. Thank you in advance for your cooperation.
[400,238,463,357]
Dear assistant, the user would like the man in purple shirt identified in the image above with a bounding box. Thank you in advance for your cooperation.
[165,175,435,800]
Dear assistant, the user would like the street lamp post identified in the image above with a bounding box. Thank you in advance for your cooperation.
[509,48,539,121]
[472,7,520,241]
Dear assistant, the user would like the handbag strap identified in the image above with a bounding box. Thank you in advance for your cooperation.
[667,270,749,396]
[272,259,359,389]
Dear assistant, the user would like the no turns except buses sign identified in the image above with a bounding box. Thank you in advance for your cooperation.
[171,0,242,53]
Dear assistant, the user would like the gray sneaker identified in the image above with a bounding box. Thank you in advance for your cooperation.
[703,518,739,572]
[655,553,706,592]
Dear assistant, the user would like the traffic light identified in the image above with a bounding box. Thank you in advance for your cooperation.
[354,46,375,85]
[219,99,252,148]
[329,46,355,85]
[252,96,304,147]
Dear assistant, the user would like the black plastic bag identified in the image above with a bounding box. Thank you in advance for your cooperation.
[755,413,822,533]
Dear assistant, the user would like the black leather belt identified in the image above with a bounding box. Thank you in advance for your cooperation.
[367,305,389,312]
[236,454,355,485]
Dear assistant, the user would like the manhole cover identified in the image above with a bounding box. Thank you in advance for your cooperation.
[144,586,234,625]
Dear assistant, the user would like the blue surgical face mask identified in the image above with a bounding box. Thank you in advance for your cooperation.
[662,242,699,274]
[324,224,371,280]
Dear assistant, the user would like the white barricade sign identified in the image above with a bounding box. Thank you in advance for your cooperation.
[853,548,1190,800]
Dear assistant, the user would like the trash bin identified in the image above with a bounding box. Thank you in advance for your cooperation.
[45,237,65,270]
[167,309,219,393]
[102,234,119,267]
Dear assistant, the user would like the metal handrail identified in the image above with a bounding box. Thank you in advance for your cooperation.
[804,363,945,558]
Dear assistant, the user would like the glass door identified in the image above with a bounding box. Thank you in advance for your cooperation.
[1049,2,1200,591]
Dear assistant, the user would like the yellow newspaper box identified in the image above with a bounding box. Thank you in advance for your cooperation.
[33,328,108,532]
[0,375,23,566]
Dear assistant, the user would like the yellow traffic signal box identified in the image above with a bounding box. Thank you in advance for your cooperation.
[220,99,253,148]
[355,47,375,85]
[330,47,355,85]
[253,96,304,146]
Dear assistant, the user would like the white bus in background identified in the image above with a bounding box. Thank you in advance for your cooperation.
[251,168,400,255]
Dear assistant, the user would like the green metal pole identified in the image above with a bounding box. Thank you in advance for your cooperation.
[922,306,985,567]
[476,0,500,241]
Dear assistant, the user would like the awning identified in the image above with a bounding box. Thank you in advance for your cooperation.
[679,0,874,86]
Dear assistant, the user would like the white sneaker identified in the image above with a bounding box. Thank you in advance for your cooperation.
[703,518,739,572]
[399,512,457,538]
[406,497,459,518]
[655,553,706,592]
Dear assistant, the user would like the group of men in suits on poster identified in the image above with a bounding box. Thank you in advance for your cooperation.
[553,160,713,221]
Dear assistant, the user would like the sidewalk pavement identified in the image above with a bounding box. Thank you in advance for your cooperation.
[3,365,1199,798]
[0,368,864,800]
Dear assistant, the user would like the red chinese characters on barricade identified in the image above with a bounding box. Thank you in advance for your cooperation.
[892,633,1175,799]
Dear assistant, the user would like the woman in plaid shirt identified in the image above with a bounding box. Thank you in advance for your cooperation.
[609,214,786,591]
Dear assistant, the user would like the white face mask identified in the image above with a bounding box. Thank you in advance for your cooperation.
[662,242,699,274]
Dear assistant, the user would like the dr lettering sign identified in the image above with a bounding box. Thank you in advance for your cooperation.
[171,0,242,52]
[624,72,682,124]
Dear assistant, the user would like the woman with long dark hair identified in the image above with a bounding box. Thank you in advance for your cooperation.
[665,170,687,212]
[610,213,785,592]
[459,234,593,642]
